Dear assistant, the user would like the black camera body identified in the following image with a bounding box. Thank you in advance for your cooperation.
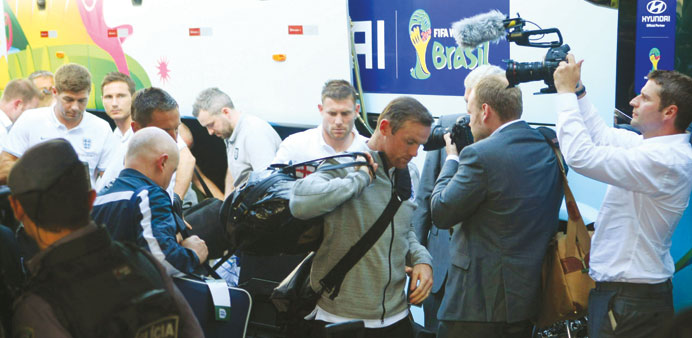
[424,115,474,152]
[506,44,571,94]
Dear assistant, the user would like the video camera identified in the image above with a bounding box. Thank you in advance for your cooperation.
[502,14,570,94]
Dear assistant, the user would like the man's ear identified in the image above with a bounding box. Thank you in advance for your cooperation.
[156,153,170,172]
[355,103,361,114]
[87,190,97,211]
[8,195,25,221]
[662,104,678,124]
[131,120,141,132]
[12,99,23,111]
[318,104,324,113]
[379,119,391,136]
[481,103,491,122]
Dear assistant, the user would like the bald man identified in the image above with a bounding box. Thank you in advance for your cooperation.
[92,127,208,276]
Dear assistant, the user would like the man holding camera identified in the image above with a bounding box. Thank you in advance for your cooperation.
[413,64,504,331]
[431,74,563,338]
[554,55,692,338]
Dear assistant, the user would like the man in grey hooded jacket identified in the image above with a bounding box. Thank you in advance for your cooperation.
[290,96,434,338]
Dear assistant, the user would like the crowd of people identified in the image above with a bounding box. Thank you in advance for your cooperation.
[0,55,690,338]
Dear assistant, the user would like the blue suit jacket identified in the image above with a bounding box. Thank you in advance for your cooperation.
[431,120,563,323]
[412,114,462,293]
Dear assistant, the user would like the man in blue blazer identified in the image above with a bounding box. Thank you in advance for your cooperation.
[413,65,504,330]
[431,74,563,337]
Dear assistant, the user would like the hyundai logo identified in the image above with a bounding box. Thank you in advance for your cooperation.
[647,0,667,15]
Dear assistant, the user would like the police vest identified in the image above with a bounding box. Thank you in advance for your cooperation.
[25,224,181,338]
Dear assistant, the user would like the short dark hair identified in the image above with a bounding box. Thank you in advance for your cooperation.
[54,63,91,93]
[101,71,136,94]
[473,74,522,122]
[131,87,178,126]
[1,79,39,103]
[321,80,357,104]
[376,96,434,133]
[648,70,692,131]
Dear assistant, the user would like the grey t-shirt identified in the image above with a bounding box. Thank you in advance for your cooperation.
[226,113,281,188]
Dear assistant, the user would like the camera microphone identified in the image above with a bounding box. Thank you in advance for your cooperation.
[451,10,507,49]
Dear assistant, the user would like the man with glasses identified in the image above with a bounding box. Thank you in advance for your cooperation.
[0,63,117,186]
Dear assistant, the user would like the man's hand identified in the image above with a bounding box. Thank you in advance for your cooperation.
[355,152,378,182]
[406,264,433,305]
[181,235,208,263]
[553,53,584,94]
[443,133,458,156]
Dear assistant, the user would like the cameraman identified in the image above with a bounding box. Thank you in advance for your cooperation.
[554,54,692,338]
[430,74,563,338]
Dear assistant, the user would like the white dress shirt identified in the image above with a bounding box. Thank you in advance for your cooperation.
[272,125,370,165]
[556,93,692,283]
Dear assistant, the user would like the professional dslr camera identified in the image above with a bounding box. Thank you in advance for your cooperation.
[423,115,474,152]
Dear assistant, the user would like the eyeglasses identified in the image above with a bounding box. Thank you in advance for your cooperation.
[40,87,54,96]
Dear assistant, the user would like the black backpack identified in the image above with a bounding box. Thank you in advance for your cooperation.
[25,226,181,338]
[219,152,371,257]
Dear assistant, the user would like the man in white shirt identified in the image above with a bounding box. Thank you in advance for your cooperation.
[0,79,40,146]
[272,80,369,165]
[554,55,692,338]
[0,63,117,186]
[28,70,55,108]
[192,88,280,196]
[101,71,135,144]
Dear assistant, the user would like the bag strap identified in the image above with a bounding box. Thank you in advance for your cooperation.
[319,191,402,299]
[319,167,410,299]
[193,167,213,198]
[537,129,591,259]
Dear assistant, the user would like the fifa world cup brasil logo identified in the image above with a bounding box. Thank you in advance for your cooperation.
[409,9,432,80]
[649,48,661,71]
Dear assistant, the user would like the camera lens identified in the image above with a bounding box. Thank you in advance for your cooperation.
[505,61,553,87]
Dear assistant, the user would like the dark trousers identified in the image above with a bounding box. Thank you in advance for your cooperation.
[437,320,533,338]
[310,317,414,338]
[422,282,444,330]
[588,280,674,338]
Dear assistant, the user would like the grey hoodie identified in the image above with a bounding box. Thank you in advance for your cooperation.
[290,151,432,321]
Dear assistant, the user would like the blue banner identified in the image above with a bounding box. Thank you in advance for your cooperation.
[349,1,510,96]
[634,0,676,92]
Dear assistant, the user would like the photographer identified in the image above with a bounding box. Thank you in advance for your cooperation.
[430,74,563,338]
[413,64,503,331]
[554,54,692,338]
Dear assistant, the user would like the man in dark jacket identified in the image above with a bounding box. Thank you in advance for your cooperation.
[431,74,563,337]
[92,127,208,276]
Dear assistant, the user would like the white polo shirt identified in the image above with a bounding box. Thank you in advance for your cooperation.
[3,105,117,186]
[114,127,133,144]
[272,126,370,165]
[0,109,13,148]
[226,113,281,188]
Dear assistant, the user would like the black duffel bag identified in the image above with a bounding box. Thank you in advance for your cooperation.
[218,152,370,257]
